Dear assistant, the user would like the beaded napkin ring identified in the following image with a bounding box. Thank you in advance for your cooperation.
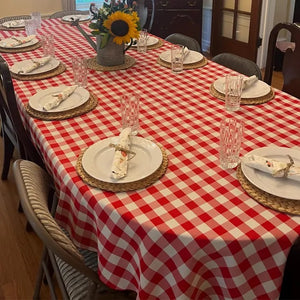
[273,155,294,178]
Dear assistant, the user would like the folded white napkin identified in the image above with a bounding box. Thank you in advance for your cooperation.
[0,35,35,48]
[242,75,258,90]
[242,154,300,182]
[111,128,132,179]
[183,46,190,60]
[18,56,51,74]
[42,85,78,111]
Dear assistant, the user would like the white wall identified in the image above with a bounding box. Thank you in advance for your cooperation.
[1,0,62,18]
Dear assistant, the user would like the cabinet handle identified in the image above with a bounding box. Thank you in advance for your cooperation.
[187,0,197,7]
[160,0,168,7]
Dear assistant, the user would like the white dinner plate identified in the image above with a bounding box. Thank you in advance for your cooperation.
[82,136,163,183]
[0,37,39,49]
[241,147,300,200]
[131,36,159,47]
[62,15,90,22]
[29,86,90,112]
[2,20,25,28]
[214,77,271,99]
[159,50,203,65]
[10,57,60,75]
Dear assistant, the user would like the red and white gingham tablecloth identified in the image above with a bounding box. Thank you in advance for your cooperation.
[1,19,300,300]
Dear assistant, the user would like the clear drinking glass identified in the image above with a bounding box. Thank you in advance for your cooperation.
[137,29,148,53]
[72,57,88,88]
[225,74,243,112]
[120,93,140,135]
[25,19,37,36]
[219,117,244,169]
[170,44,184,73]
[40,34,55,57]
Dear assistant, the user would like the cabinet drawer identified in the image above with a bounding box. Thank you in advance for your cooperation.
[146,0,202,9]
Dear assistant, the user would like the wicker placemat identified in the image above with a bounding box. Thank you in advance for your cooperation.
[86,55,136,71]
[11,62,66,81]
[25,92,98,120]
[237,164,300,215]
[131,39,164,51]
[209,83,275,105]
[76,145,168,192]
[0,41,41,53]
[157,56,208,70]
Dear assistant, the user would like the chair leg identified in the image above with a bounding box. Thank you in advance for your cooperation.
[33,247,48,300]
[1,134,14,180]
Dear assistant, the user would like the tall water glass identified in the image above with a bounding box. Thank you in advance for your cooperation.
[219,117,244,169]
[31,12,41,30]
[72,57,88,88]
[225,74,243,112]
[120,93,140,135]
[137,29,148,53]
[171,44,184,73]
[41,34,55,57]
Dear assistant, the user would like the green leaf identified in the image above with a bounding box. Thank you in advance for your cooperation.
[100,33,109,48]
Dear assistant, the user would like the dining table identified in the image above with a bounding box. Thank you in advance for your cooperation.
[1,17,300,300]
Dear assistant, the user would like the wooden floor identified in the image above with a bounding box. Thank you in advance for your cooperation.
[0,70,284,299]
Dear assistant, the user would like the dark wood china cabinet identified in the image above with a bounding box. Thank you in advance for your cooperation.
[145,0,203,48]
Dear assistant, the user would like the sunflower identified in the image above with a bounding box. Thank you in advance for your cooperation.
[103,11,139,45]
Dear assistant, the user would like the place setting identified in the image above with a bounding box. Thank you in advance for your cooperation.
[218,116,300,215]
[157,44,208,70]
[9,55,66,80]
[26,58,97,120]
[60,14,91,23]
[76,93,168,192]
[0,19,26,31]
[210,74,275,105]
[128,30,164,52]
[0,34,41,53]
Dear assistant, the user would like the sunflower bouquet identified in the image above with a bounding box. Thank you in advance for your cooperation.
[89,0,140,49]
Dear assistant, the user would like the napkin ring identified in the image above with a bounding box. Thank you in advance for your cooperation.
[273,155,294,178]
[109,143,136,160]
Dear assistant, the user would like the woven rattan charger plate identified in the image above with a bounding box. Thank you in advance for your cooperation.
[76,145,168,192]
[25,92,98,120]
[0,41,41,53]
[87,55,136,71]
[130,39,164,51]
[157,56,208,70]
[210,84,275,105]
[11,62,66,81]
[237,164,300,215]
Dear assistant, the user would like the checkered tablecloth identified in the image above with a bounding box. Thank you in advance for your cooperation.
[2,19,300,300]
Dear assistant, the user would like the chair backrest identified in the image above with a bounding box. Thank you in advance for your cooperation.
[211,53,262,80]
[13,159,100,282]
[0,56,44,167]
[49,10,89,19]
[165,33,202,53]
[264,22,300,98]
[135,0,155,32]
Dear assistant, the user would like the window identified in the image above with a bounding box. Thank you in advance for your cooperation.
[76,0,104,11]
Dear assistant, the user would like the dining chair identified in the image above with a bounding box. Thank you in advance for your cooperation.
[264,22,300,99]
[13,159,137,300]
[0,15,31,25]
[211,53,262,79]
[165,33,202,53]
[49,10,89,19]
[280,235,300,299]
[135,0,155,32]
[0,55,44,180]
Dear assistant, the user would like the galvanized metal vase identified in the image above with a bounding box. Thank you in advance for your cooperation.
[96,35,125,66]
